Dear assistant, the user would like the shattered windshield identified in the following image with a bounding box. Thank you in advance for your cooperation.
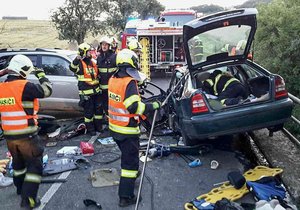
[188,25,251,65]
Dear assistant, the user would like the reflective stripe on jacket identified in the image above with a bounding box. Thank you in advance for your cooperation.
[0,80,39,136]
[77,60,99,86]
[108,76,141,135]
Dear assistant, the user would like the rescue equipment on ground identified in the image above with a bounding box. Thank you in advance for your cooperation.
[80,141,95,156]
[246,176,286,201]
[184,166,283,210]
[83,199,102,209]
[89,168,119,187]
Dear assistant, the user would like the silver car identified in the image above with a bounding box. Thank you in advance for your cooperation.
[0,48,82,116]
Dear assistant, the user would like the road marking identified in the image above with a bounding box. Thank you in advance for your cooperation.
[36,171,71,210]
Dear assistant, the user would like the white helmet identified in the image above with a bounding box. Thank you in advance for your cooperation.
[99,36,112,45]
[7,54,34,78]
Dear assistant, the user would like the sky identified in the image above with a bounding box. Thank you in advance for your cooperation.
[0,0,248,20]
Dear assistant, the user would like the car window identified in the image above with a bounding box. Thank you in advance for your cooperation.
[188,25,251,65]
[0,54,37,69]
[41,55,73,76]
[0,55,11,69]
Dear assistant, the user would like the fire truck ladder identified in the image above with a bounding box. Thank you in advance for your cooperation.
[139,38,150,79]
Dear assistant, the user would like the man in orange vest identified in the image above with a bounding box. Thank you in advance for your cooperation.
[108,49,161,207]
[0,54,52,209]
[70,43,102,135]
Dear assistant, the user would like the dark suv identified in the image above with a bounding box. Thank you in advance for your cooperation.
[0,48,82,115]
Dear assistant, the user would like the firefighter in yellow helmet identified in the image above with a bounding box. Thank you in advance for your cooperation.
[70,43,102,135]
[108,49,160,207]
[97,36,117,127]
[0,54,52,209]
[127,39,142,55]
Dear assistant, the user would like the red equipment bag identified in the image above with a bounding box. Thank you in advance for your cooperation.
[80,142,94,156]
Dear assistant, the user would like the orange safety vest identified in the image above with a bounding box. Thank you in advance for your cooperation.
[0,80,39,136]
[108,76,141,135]
[79,60,99,86]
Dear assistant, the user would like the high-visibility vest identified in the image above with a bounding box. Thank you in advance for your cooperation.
[108,76,141,135]
[0,80,39,136]
[76,60,99,86]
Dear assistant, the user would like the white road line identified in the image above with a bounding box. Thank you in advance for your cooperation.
[36,171,72,210]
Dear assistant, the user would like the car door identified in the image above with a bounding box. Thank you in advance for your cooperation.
[36,54,80,112]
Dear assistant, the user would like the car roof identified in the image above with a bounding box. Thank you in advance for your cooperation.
[0,48,77,60]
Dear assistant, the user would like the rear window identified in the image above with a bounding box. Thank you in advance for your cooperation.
[188,25,251,65]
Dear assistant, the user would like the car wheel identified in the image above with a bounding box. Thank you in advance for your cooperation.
[180,129,199,146]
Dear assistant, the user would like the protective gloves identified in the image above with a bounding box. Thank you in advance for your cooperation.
[72,55,82,65]
[152,101,161,110]
[34,67,46,79]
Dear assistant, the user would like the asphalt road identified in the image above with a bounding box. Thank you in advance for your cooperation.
[0,73,284,210]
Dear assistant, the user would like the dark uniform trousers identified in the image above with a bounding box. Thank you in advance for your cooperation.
[101,89,109,116]
[82,93,103,132]
[115,136,139,198]
[219,82,248,105]
[6,135,43,199]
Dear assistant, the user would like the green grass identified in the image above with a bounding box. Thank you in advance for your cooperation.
[0,20,101,50]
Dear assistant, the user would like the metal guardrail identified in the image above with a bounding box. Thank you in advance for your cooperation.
[282,93,300,147]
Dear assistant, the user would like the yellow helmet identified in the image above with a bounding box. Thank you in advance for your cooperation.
[116,49,139,68]
[78,43,91,56]
[127,39,142,52]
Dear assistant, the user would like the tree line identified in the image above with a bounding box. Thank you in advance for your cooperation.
[51,0,299,98]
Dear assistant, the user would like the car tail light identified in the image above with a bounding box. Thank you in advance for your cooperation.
[275,75,288,99]
[191,94,208,114]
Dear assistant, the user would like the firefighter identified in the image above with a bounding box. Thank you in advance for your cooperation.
[97,36,117,124]
[70,43,102,135]
[111,36,119,53]
[0,55,52,209]
[108,49,161,207]
[127,39,142,56]
[203,70,248,105]
[194,37,203,62]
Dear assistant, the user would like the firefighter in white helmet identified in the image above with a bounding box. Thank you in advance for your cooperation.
[97,36,117,127]
[0,54,52,209]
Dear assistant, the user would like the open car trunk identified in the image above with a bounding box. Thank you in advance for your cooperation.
[193,63,272,110]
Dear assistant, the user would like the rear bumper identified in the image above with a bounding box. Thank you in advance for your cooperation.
[182,98,293,140]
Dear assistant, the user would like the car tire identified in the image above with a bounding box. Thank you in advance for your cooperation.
[181,130,199,146]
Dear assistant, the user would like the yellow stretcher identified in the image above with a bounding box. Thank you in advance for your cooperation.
[184,166,283,210]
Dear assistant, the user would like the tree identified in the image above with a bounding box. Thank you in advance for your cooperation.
[235,0,272,9]
[190,4,224,15]
[254,0,300,97]
[51,0,164,43]
[98,0,164,36]
[51,0,102,44]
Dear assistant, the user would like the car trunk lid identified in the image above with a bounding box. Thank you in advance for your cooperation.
[183,8,257,73]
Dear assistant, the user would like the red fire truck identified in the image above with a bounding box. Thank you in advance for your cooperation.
[121,10,197,72]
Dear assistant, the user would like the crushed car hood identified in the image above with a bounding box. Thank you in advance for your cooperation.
[183,8,257,72]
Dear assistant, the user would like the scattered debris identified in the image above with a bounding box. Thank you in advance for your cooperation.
[90,168,119,187]
[97,136,116,145]
[210,160,219,170]
[56,146,82,157]
[80,142,94,156]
